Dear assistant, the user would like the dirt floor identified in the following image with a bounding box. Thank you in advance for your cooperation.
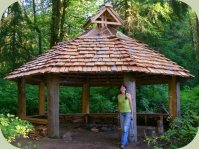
[12,124,153,149]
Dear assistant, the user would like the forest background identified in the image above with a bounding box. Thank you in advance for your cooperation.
[0,0,199,148]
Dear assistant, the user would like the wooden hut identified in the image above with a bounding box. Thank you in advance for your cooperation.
[5,3,192,142]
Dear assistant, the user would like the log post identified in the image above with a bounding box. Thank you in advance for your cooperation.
[82,82,89,114]
[124,73,137,143]
[46,75,60,138]
[39,81,45,115]
[157,120,164,135]
[17,78,26,118]
[168,76,181,117]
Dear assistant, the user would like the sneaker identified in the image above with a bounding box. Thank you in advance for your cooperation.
[119,144,125,149]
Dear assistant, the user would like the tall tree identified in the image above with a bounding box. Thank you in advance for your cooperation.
[0,2,35,74]
[32,0,42,54]
[59,0,68,42]
[50,0,61,47]
[196,15,199,59]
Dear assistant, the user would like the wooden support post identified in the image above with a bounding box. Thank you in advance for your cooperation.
[82,82,90,114]
[157,120,164,135]
[124,73,137,143]
[144,115,147,126]
[46,75,60,138]
[168,76,181,117]
[17,78,26,118]
[39,81,45,115]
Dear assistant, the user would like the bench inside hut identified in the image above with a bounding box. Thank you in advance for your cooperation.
[22,112,169,136]
[22,113,169,125]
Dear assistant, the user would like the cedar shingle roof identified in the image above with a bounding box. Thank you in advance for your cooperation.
[5,3,192,80]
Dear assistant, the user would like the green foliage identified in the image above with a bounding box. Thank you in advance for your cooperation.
[0,79,17,114]
[26,85,39,115]
[0,2,37,74]
[112,0,172,37]
[90,87,118,113]
[145,115,198,149]
[0,113,33,142]
[145,85,199,148]
[0,79,40,115]
[137,85,168,113]
[60,86,82,113]
[61,0,103,40]
[181,85,199,115]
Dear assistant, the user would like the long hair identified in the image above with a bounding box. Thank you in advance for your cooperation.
[121,84,127,100]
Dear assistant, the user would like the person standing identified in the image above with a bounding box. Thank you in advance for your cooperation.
[118,85,133,149]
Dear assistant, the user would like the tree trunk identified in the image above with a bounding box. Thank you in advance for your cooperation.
[59,0,68,42]
[10,3,19,70]
[32,0,42,54]
[32,0,37,23]
[196,15,199,59]
[189,14,194,48]
[123,0,130,35]
[50,0,61,47]
[22,1,42,55]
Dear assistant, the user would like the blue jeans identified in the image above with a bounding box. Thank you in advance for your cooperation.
[120,112,131,145]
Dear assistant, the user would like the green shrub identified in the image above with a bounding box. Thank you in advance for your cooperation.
[0,79,17,114]
[145,85,199,149]
[0,113,34,142]
[90,87,118,113]
[181,85,199,116]
[145,115,198,149]
[60,86,82,113]
[137,84,168,113]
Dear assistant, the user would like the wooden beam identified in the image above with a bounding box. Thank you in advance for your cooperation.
[124,73,137,143]
[22,117,47,125]
[106,8,123,24]
[168,76,181,117]
[46,75,60,138]
[17,78,26,118]
[82,82,90,113]
[137,78,169,85]
[39,81,45,115]
[90,7,107,23]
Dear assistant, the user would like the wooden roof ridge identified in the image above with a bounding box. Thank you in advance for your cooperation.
[79,26,118,38]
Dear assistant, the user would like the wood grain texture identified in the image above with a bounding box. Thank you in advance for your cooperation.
[168,76,181,117]
[39,81,45,115]
[6,34,192,81]
[17,78,26,118]
[82,82,90,113]
[46,75,60,138]
[124,73,137,143]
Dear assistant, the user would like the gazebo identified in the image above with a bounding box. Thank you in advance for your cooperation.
[5,3,192,142]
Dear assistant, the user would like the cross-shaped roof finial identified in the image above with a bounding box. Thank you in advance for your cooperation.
[83,2,123,30]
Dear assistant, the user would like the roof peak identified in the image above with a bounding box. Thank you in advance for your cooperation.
[83,3,123,30]
[104,2,113,8]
